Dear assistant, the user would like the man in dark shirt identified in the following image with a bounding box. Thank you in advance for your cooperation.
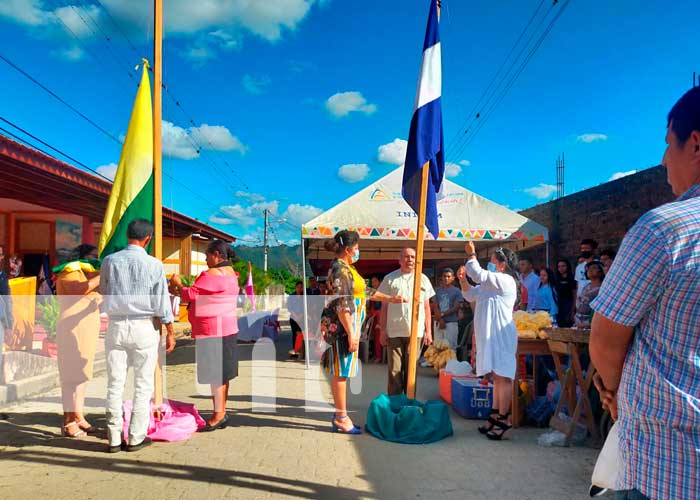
[306,276,320,296]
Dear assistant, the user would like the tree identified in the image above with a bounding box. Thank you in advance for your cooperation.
[231,260,302,295]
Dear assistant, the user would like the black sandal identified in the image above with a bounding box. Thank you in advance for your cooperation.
[478,408,499,435]
[486,413,512,441]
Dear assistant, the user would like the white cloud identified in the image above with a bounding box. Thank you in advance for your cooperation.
[445,162,462,178]
[0,0,47,26]
[325,91,377,118]
[208,29,242,50]
[53,4,102,38]
[162,121,246,160]
[209,215,236,225]
[459,160,471,167]
[377,138,407,165]
[191,124,247,152]
[608,170,637,181]
[523,183,557,200]
[283,203,323,226]
[219,205,255,226]
[236,191,266,202]
[4,0,321,64]
[54,45,85,62]
[183,30,242,64]
[182,41,216,63]
[337,163,369,183]
[96,162,118,180]
[577,133,608,143]
[242,73,271,95]
[101,0,317,40]
[214,200,279,227]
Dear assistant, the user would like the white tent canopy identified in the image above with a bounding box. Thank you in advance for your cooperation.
[301,167,549,263]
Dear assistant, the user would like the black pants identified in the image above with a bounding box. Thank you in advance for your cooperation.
[557,298,574,327]
[290,318,303,353]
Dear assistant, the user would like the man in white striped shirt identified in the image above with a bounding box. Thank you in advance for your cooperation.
[100,219,175,453]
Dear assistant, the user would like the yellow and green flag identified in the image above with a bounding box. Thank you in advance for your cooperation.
[98,62,154,258]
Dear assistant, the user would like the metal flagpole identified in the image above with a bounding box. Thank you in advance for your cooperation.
[301,231,310,369]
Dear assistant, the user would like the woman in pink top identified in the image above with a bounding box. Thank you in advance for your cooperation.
[171,240,238,431]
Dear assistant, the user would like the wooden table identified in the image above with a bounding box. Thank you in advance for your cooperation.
[512,338,551,428]
[544,328,600,444]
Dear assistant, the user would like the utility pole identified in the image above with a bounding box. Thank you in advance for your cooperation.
[263,208,269,272]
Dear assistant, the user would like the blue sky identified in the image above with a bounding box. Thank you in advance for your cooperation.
[1,0,698,246]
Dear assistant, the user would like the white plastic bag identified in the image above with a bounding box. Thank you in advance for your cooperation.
[444,360,472,376]
[589,421,620,497]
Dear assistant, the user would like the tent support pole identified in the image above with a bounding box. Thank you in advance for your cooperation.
[301,231,310,370]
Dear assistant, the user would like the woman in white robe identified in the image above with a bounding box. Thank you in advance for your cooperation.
[457,242,520,440]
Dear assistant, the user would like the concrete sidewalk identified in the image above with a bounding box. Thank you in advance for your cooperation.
[0,328,597,500]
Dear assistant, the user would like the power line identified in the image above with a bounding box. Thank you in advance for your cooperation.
[70,0,139,84]
[161,84,250,191]
[44,0,136,96]
[448,0,556,159]
[162,108,241,197]
[449,0,570,160]
[93,0,142,57]
[0,118,113,182]
[159,38,249,193]
[0,47,240,199]
[444,0,548,155]
[0,53,122,145]
[452,0,572,158]
[0,116,244,230]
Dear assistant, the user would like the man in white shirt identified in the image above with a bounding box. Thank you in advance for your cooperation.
[518,257,540,312]
[378,247,435,395]
[574,238,598,296]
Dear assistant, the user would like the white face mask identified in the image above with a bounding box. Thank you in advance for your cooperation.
[351,249,360,263]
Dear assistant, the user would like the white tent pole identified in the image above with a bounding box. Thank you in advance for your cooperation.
[301,229,310,369]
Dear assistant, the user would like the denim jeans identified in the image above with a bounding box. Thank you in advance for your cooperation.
[614,490,650,500]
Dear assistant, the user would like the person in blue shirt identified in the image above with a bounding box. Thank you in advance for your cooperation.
[532,268,558,323]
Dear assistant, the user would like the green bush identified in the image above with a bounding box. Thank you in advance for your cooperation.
[36,296,60,341]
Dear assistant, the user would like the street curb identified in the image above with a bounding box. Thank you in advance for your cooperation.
[0,352,107,408]
[0,324,194,408]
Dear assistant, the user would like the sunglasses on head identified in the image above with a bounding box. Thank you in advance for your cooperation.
[494,247,507,262]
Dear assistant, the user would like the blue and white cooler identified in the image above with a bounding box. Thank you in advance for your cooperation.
[451,377,493,419]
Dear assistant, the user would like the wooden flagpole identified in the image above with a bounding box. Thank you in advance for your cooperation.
[406,163,430,400]
[406,1,440,400]
[153,0,164,408]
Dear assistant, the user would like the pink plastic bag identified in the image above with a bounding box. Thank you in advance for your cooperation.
[122,399,206,442]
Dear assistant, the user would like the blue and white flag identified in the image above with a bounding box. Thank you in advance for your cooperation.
[402,0,445,239]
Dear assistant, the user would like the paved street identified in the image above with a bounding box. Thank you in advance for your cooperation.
[0,326,598,500]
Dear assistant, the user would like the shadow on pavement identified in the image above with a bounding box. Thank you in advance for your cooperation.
[4,448,376,500]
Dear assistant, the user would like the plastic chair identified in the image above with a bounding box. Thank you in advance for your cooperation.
[358,314,376,364]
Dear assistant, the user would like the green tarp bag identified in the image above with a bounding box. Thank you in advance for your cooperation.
[365,393,453,444]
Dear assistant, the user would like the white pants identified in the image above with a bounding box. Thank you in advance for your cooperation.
[105,318,160,447]
[435,321,459,350]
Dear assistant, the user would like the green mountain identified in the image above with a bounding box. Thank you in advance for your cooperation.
[234,244,309,276]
